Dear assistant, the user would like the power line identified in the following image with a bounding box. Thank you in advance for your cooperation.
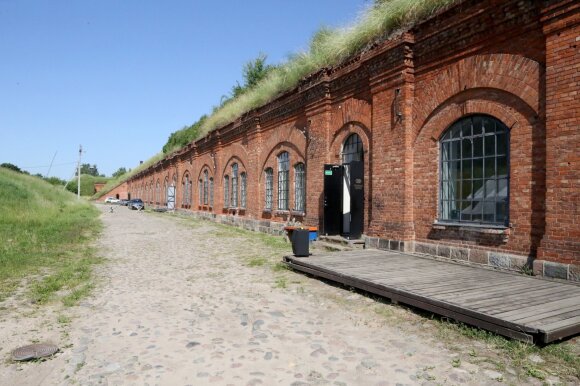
[22,161,76,169]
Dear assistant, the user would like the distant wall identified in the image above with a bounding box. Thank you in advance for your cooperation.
[122,0,579,280]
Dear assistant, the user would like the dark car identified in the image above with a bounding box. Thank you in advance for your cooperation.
[128,198,144,210]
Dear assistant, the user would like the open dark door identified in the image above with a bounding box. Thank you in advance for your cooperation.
[323,164,342,235]
[348,160,364,239]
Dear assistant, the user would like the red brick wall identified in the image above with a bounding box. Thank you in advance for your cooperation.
[122,0,579,268]
[539,0,580,263]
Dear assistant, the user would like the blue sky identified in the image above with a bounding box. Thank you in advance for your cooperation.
[0,0,368,180]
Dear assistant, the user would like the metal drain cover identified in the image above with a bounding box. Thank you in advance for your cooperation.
[12,343,59,361]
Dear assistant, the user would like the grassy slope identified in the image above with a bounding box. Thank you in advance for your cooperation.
[92,152,164,200]
[95,0,459,199]
[0,167,102,304]
[198,0,457,136]
[68,174,111,196]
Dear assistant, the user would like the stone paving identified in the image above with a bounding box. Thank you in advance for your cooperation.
[1,205,569,385]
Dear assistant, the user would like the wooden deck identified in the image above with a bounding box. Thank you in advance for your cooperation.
[284,250,580,344]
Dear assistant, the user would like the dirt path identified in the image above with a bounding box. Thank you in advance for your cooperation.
[1,205,571,385]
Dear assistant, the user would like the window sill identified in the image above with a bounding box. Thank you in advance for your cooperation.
[291,211,305,217]
[432,221,509,235]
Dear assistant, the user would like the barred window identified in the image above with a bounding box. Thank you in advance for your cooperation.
[240,172,247,209]
[198,179,203,206]
[277,152,289,210]
[156,181,160,203]
[231,163,238,208]
[209,177,214,207]
[294,163,305,212]
[223,175,230,208]
[265,168,273,210]
[342,133,363,163]
[163,178,168,204]
[203,170,209,205]
[183,174,191,206]
[440,115,509,225]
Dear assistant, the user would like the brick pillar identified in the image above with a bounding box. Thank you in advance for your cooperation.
[538,1,580,264]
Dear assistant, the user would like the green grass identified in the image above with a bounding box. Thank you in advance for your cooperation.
[196,0,458,138]
[436,320,580,381]
[94,0,460,200]
[92,152,165,200]
[67,174,110,197]
[246,256,268,267]
[0,167,102,304]
[274,276,288,289]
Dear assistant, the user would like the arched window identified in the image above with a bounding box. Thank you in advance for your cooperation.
[203,170,209,205]
[198,179,203,206]
[294,163,305,212]
[230,163,239,208]
[277,152,289,210]
[182,174,190,206]
[163,177,168,205]
[156,180,160,204]
[240,172,247,209]
[209,177,214,207]
[223,175,230,208]
[342,133,363,164]
[265,168,273,210]
[440,115,509,225]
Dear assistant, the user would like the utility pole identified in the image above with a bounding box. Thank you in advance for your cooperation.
[77,145,82,200]
[46,151,57,178]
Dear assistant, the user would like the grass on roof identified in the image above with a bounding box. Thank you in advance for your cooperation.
[96,0,458,198]
[197,0,458,136]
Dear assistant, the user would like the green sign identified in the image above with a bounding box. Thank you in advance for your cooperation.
[324,170,333,176]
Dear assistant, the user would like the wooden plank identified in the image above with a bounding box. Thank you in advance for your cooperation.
[472,290,580,314]
[513,304,580,323]
[287,257,538,334]
[285,261,534,343]
[542,323,580,343]
[522,309,580,327]
[538,315,580,332]
[440,283,570,306]
[418,279,540,298]
[492,296,580,319]
[285,252,580,343]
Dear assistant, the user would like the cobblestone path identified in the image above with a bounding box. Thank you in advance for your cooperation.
[3,205,563,385]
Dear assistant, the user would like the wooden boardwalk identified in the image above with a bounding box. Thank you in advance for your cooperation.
[284,250,580,343]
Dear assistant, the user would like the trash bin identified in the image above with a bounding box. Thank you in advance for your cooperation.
[292,229,310,257]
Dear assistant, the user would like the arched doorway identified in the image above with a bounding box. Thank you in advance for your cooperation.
[341,134,364,237]
[323,133,364,239]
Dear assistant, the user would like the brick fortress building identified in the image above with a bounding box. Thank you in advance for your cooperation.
[103,0,579,281]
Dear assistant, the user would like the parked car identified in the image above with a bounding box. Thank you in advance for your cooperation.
[105,197,120,204]
[128,198,144,210]
[118,199,129,206]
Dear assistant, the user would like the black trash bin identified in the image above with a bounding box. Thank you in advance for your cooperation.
[291,229,310,257]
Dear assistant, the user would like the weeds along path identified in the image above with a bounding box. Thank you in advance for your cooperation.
[5,205,577,385]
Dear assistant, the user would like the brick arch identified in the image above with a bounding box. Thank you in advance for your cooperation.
[330,98,372,131]
[181,168,191,180]
[195,153,216,177]
[196,163,213,181]
[258,125,306,174]
[414,54,541,138]
[258,142,305,182]
[413,95,544,257]
[416,87,539,144]
[329,121,371,162]
[217,143,250,178]
[220,156,248,180]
